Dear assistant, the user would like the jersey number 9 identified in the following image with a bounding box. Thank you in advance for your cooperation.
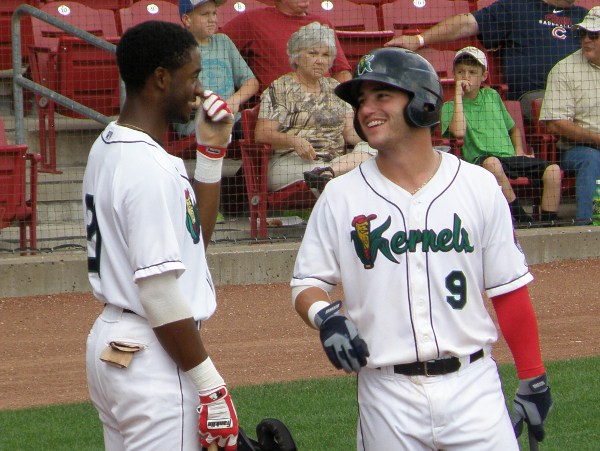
[445,270,467,309]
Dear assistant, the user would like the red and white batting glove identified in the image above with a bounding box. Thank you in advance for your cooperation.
[198,385,238,451]
[194,90,233,183]
[202,90,233,123]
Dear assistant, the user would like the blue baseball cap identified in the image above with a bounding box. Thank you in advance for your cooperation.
[179,0,226,16]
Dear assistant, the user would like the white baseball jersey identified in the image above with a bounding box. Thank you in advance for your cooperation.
[292,151,533,367]
[83,122,216,320]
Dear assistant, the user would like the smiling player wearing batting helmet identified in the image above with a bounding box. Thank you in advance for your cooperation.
[291,48,553,450]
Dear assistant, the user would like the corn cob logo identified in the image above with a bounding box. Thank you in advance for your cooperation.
[357,54,375,76]
[351,214,397,268]
[185,188,201,244]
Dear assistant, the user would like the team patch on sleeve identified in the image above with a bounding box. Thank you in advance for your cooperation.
[185,189,201,244]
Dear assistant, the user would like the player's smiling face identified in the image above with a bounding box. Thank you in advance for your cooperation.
[356,81,411,150]
[166,47,203,124]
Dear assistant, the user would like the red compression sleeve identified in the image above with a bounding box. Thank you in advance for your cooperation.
[491,285,545,379]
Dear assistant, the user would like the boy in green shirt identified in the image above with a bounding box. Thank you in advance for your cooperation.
[441,47,561,224]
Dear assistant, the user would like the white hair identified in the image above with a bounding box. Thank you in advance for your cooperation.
[286,22,337,70]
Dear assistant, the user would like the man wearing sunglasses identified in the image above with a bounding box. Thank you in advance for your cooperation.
[540,6,600,224]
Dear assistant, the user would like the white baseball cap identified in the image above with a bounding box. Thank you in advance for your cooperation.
[573,6,600,32]
[453,46,487,70]
[179,0,227,16]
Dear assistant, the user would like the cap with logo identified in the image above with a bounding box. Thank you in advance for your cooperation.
[179,0,227,16]
[453,46,487,70]
[573,6,600,32]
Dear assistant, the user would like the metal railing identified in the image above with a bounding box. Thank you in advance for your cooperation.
[11,3,124,146]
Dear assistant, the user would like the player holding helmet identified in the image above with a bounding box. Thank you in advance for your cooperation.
[291,48,553,450]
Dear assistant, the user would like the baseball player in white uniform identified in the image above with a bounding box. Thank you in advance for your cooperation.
[84,21,237,450]
[291,48,553,450]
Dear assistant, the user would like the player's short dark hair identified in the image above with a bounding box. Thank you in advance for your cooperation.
[116,21,198,93]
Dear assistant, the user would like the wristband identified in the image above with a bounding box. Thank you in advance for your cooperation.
[196,144,227,159]
[416,34,425,48]
[195,145,226,184]
[186,357,225,392]
[308,300,331,329]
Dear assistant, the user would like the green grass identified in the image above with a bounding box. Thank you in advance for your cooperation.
[1,357,599,450]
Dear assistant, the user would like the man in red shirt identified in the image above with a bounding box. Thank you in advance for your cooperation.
[221,0,352,92]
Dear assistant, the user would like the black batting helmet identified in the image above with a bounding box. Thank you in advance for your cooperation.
[335,47,443,136]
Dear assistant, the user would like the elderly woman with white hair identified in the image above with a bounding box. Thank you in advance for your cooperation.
[255,22,374,193]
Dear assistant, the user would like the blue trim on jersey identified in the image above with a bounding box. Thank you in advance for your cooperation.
[136,259,184,273]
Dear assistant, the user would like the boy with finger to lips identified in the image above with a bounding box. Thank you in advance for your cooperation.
[441,46,562,225]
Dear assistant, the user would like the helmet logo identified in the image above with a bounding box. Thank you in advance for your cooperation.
[357,54,375,76]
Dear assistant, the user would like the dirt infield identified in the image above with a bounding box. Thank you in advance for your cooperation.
[1,258,599,410]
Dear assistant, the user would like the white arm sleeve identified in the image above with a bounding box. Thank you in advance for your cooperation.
[138,271,193,328]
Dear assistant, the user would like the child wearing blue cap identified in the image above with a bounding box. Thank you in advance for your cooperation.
[176,0,258,139]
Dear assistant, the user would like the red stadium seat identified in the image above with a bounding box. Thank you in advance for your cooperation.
[29,1,120,172]
[117,0,180,35]
[576,0,599,9]
[530,97,576,199]
[44,0,132,12]
[0,0,39,71]
[381,0,471,36]
[335,30,394,69]
[449,100,543,220]
[240,105,315,240]
[417,47,456,101]
[217,0,267,29]
[0,118,41,255]
[306,0,380,31]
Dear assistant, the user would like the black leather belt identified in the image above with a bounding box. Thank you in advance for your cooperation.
[391,349,484,376]
[104,304,136,315]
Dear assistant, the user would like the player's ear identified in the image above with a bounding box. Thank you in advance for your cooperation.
[153,66,172,91]
[482,69,488,82]
[181,13,191,28]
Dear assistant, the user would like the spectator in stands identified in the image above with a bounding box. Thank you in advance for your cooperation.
[442,47,561,224]
[254,22,374,193]
[177,0,259,139]
[221,0,352,92]
[540,6,600,224]
[385,0,589,119]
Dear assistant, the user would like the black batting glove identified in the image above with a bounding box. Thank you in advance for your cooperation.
[314,301,369,373]
[512,373,553,441]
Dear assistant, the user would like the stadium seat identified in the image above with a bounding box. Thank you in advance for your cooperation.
[576,0,599,9]
[28,1,120,172]
[449,100,543,220]
[43,0,131,12]
[239,105,315,240]
[530,97,576,199]
[417,47,456,101]
[306,0,379,31]
[336,30,394,69]
[381,0,471,36]
[217,0,267,29]
[0,118,41,255]
[117,0,180,35]
[0,0,39,71]
[475,0,495,9]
